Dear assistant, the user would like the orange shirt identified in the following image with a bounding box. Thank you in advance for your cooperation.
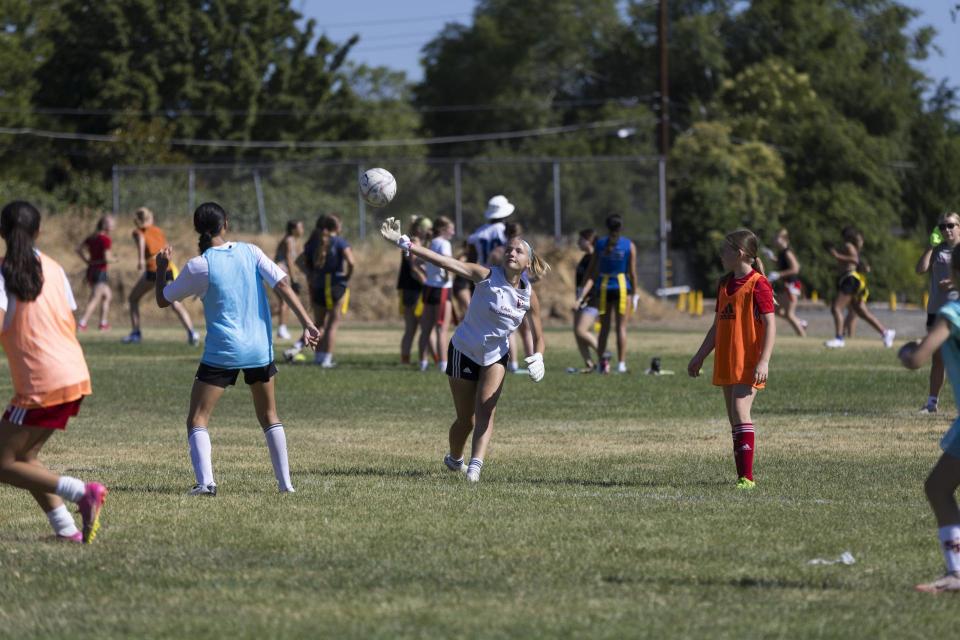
[1,253,92,408]
[136,225,167,272]
[713,271,766,388]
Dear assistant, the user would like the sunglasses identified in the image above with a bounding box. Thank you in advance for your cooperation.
[939,223,958,231]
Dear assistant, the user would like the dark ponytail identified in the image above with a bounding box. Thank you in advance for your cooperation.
[194,202,228,253]
[1,201,43,302]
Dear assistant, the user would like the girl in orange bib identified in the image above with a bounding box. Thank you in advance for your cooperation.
[0,201,107,543]
[688,229,777,489]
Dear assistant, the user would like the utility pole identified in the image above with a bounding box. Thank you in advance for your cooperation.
[657,0,670,291]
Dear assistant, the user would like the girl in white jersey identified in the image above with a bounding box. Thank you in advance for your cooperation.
[419,216,455,372]
[380,216,549,482]
[155,203,321,495]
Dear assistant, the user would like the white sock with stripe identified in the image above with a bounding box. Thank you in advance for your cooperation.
[466,458,484,481]
[46,504,79,537]
[54,476,85,503]
[188,426,215,486]
[264,423,294,491]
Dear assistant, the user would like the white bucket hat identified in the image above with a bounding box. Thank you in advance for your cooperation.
[484,194,515,220]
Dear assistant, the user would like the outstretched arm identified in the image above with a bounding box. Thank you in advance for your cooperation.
[380,218,489,283]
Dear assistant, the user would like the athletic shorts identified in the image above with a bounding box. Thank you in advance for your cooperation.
[838,273,861,296]
[445,342,509,382]
[928,313,938,330]
[590,288,631,314]
[195,362,278,388]
[145,270,175,283]
[941,418,960,460]
[86,269,109,286]
[2,398,83,431]
[453,276,471,294]
[422,286,451,324]
[782,280,802,299]
[310,283,346,308]
[399,288,421,308]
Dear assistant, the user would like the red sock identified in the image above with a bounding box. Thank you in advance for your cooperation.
[732,423,755,481]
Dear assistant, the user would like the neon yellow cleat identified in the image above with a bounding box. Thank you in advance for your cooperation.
[736,477,756,490]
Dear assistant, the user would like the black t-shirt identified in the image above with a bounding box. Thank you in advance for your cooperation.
[575,253,592,290]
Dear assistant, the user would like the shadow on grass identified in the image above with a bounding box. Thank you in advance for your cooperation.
[516,476,729,489]
[601,573,849,591]
[299,467,434,480]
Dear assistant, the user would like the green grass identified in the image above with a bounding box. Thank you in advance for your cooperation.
[1,326,958,638]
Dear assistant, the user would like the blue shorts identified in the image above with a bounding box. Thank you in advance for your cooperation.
[941,418,960,459]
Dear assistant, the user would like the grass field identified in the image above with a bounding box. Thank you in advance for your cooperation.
[1,324,958,638]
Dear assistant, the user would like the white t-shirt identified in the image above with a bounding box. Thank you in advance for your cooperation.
[163,242,286,302]
[451,266,530,366]
[424,237,453,288]
[468,223,506,266]
[0,256,77,329]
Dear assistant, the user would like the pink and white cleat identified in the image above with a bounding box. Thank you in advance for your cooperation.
[77,482,108,544]
[56,531,83,543]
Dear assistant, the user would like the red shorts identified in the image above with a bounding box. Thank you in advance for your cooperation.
[2,398,83,430]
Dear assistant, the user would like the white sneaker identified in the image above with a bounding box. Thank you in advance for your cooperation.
[419,361,429,372]
[187,483,217,496]
[616,362,628,374]
[919,402,939,414]
[277,325,291,340]
[507,362,519,373]
[466,469,481,482]
[188,331,200,346]
[825,337,845,348]
[799,319,809,329]
[320,360,337,369]
[443,454,466,472]
[882,329,896,348]
[916,573,960,593]
[283,346,302,362]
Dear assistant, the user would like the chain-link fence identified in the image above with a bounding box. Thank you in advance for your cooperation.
[113,156,677,289]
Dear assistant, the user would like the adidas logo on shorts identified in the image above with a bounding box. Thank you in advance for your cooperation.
[463,367,472,374]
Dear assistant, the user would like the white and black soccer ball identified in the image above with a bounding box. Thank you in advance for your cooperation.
[359,168,397,208]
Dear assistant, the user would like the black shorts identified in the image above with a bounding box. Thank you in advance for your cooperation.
[311,283,347,308]
[86,270,109,286]
[399,288,421,308]
[453,276,471,294]
[195,362,278,388]
[422,286,451,306]
[445,342,509,381]
[928,313,938,330]
[145,270,175,283]
[590,287,631,313]
[838,273,861,295]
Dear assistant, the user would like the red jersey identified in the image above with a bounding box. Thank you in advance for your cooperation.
[715,270,774,315]
[85,233,111,272]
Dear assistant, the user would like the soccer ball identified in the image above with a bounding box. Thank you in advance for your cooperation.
[359,168,397,208]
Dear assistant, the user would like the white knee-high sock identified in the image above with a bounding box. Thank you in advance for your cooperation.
[263,423,294,491]
[188,426,215,486]
[54,476,85,503]
[46,504,79,537]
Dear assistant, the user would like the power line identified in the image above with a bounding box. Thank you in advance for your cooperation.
[0,118,644,149]
[314,12,470,29]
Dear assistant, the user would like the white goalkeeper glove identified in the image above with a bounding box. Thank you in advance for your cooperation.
[767,271,781,282]
[525,352,544,382]
[380,217,411,252]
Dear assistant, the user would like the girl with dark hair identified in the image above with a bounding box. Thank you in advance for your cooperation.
[122,206,199,346]
[155,202,321,495]
[577,214,639,374]
[688,228,776,490]
[570,228,600,373]
[397,216,429,365]
[824,226,895,348]
[298,214,354,368]
[76,214,116,331]
[0,201,107,543]
[273,219,305,341]
[380,216,549,483]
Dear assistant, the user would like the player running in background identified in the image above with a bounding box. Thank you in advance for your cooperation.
[577,214,639,374]
[688,229,776,490]
[899,243,960,593]
[0,201,107,543]
[76,214,116,331]
[155,202,320,496]
[570,228,599,373]
[397,216,430,366]
[299,214,354,368]
[273,219,304,341]
[122,207,199,346]
[824,226,895,349]
[419,216,455,372]
[767,228,807,337]
[380,217,548,483]
[915,212,960,414]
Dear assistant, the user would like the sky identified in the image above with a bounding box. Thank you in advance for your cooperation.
[300,0,959,91]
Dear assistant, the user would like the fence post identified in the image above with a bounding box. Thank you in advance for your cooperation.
[553,161,562,243]
[112,165,120,213]
[188,167,196,214]
[657,156,668,291]
[252,169,268,233]
[357,164,367,241]
[454,161,463,234]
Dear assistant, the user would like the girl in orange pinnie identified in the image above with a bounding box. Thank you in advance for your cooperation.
[688,229,777,489]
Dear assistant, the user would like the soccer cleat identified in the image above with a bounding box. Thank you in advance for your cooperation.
[283,346,302,363]
[77,321,88,332]
[735,477,756,490]
[799,319,809,329]
[466,468,481,482]
[121,330,141,344]
[919,402,939,414]
[279,487,296,494]
[56,531,83,543]
[188,331,201,346]
[77,482,108,544]
[320,360,338,369]
[443,454,466,472]
[882,329,896,348]
[188,483,217,497]
[98,322,110,331]
[616,361,628,374]
[915,573,960,593]
[824,337,845,348]
[277,325,291,340]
